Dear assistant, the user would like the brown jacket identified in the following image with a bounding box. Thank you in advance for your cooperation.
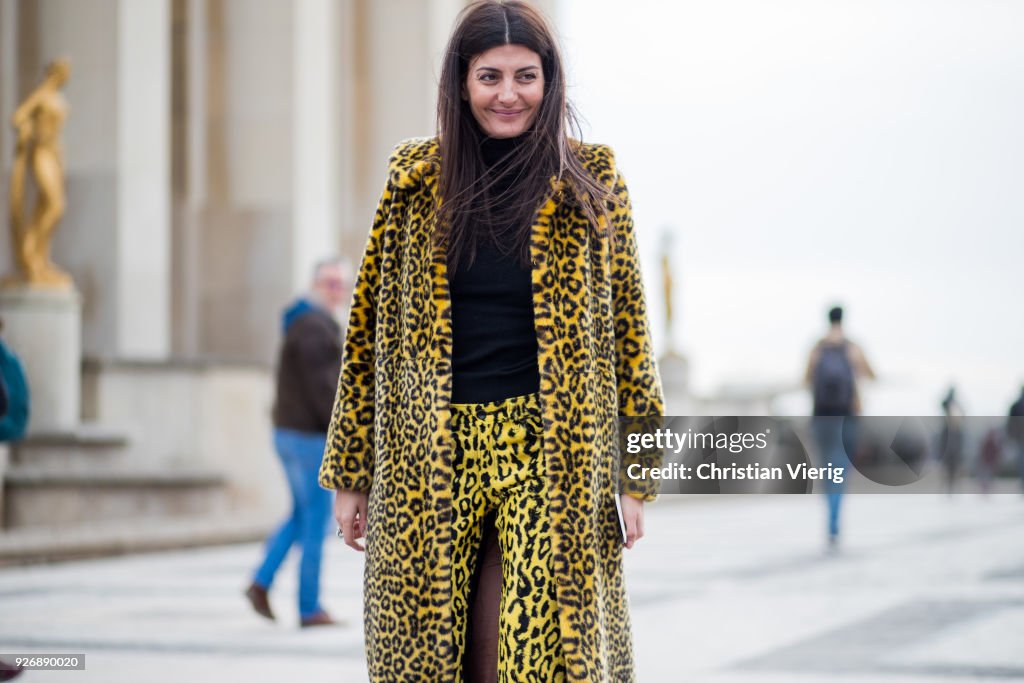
[272,303,342,433]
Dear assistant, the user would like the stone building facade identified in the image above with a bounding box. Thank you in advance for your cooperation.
[0,0,556,556]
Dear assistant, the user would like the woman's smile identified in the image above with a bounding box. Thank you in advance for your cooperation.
[492,109,524,116]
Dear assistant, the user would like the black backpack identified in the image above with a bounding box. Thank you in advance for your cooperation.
[813,342,854,416]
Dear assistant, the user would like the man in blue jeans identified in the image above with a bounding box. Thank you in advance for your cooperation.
[245,259,350,627]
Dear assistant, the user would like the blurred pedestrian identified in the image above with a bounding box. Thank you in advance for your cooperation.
[0,317,30,442]
[939,386,965,495]
[1008,386,1024,494]
[0,349,7,417]
[976,426,1003,495]
[244,258,351,628]
[805,305,875,550]
[0,319,25,681]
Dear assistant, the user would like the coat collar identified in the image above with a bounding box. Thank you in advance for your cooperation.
[390,137,441,191]
[390,136,570,198]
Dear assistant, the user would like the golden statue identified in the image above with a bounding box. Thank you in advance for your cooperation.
[661,253,673,329]
[659,230,678,354]
[6,59,73,289]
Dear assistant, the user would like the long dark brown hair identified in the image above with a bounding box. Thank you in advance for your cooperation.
[435,0,614,270]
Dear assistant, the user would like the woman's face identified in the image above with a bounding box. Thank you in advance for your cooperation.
[464,44,544,139]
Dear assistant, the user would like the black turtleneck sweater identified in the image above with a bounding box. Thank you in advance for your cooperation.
[448,135,540,404]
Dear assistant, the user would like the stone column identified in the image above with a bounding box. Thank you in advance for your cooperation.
[340,0,460,259]
[292,0,341,292]
[172,0,330,363]
[190,0,294,363]
[115,0,172,359]
[169,0,208,359]
[0,1,17,276]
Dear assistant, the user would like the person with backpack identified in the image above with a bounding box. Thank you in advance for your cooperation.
[804,305,875,550]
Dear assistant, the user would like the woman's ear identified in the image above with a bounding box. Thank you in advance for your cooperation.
[460,84,468,101]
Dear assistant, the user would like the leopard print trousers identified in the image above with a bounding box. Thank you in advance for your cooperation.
[450,391,567,683]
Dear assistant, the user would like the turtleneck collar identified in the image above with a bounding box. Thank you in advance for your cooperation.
[480,133,528,168]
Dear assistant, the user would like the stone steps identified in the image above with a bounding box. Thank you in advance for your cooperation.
[3,467,229,529]
[1,424,235,539]
[7,425,131,471]
[0,360,285,564]
[0,510,274,566]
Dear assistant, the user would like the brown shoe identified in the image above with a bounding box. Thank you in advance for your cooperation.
[300,610,342,628]
[244,582,275,621]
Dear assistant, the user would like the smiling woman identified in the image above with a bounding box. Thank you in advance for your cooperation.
[318,1,665,682]
[463,44,545,139]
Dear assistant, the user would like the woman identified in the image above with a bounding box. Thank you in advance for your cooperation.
[319,1,664,681]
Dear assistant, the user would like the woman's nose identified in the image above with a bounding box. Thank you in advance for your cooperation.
[497,83,517,104]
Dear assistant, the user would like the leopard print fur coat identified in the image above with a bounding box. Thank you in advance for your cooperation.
[320,136,664,682]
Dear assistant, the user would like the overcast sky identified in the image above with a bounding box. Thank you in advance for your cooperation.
[559,0,1024,415]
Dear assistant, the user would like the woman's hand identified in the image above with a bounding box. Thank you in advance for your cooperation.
[334,489,369,552]
[620,494,645,550]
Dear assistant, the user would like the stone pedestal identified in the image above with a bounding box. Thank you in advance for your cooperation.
[0,287,82,434]
[659,351,692,415]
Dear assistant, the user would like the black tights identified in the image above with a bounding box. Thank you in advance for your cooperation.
[464,512,500,683]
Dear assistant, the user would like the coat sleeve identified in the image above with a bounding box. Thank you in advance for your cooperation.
[605,152,666,502]
[318,164,397,493]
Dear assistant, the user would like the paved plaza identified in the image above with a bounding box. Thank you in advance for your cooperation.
[1,492,1022,682]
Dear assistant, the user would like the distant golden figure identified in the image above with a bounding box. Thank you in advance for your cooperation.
[661,252,673,328]
[7,59,72,289]
[660,230,677,353]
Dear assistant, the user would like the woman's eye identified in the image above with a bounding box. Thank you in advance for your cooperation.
[519,73,537,82]
[479,73,497,82]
